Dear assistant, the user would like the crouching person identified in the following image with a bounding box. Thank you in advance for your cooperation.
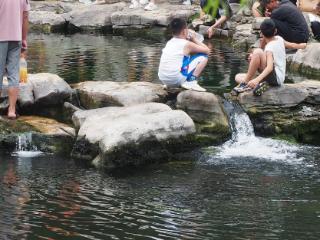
[158,18,210,92]
[233,19,306,96]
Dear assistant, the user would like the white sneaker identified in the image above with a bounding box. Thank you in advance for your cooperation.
[139,0,149,5]
[144,2,157,11]
[182,0,192,5]
[129,0,139,9]
[181,80,206,92]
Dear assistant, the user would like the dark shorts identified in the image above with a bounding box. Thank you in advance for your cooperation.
[263,69,279,86]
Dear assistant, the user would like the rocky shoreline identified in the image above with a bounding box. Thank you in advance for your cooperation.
[1,72,319,170]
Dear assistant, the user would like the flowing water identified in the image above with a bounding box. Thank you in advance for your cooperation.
[11,133,43,158]
[0,34,320,239]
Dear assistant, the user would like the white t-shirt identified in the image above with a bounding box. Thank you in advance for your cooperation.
[264,36,286,85]
[158,37,189,87]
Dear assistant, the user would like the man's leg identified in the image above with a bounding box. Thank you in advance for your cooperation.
[6,41,21,118]
[0,42,8,97]
[235,48,266,84]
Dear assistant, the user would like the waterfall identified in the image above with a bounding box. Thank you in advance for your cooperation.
[216,102,303,163]
[12,133,43,158]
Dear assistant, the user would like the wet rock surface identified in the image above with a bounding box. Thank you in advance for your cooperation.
[0,116,75,154]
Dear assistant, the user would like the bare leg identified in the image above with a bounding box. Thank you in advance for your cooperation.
[235,48,266,84]
[8,87,19,118]
[192,57,208,77]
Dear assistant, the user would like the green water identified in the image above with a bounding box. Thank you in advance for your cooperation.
[0,33,319,240]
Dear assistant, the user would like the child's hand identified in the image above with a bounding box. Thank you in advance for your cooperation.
[247,79,259,89]
[207,27,215,39]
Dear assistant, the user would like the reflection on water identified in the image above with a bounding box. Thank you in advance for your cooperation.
[1,152,320,239]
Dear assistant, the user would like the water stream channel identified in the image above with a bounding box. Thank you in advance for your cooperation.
[0,33,319,239]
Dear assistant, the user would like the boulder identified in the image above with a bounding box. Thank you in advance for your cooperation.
[75,81,168,109]
[0,116,75,154]
[287,43,320,76]
[72,102,170,130]
[236,81,320,145]
[29,11,67,33]
[29,73,72,105]
[71,103,196,170]
[252,17,269,30]
[232,23,258,48]
[176,90,230,144]
[68,2,126,31]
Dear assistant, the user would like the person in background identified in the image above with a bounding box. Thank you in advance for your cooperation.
[233,19,307,96]
[261,0,309,43]
[252,0,268,17]
[0,0,30,119]
[203,0,234,38]
[158,18,210,92]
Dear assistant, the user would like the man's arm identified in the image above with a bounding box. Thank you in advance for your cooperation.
[247,51,274,88]
[207,15,228,38]
[184,32,210,55]
[284,41,307,49]
[22,11,29,50]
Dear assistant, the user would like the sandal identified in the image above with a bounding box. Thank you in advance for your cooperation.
[253,82,269,96]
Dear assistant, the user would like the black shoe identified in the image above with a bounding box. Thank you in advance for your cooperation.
[253,82,269,96]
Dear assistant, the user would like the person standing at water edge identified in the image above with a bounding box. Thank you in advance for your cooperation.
[0,0,30,119]
[158,18,210,92]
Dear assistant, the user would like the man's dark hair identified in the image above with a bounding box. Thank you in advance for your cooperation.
[260,19,276,38]
[170,18,187,35]
[260,0,272,8]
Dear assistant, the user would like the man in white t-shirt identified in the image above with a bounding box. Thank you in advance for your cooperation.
[0,0,30,119]
[158,18,210,92]
[233,19,306,96]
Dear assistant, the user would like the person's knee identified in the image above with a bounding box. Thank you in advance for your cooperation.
[235,73,245,83]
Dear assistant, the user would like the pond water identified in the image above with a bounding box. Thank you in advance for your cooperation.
[0,33,320,239]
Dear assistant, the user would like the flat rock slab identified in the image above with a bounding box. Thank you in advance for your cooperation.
[0,116,75,154]
[72,102,171,130]
[75,81,168,109]
[111,4,198,27]
[68,2,126,30]
[237,84,310,111]
[72,103,196,170]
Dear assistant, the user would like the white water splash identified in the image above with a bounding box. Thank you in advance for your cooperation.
[12,133,43,158]
[216,105,304,164]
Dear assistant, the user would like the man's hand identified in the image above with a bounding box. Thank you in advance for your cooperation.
[22,39,27,50]
[247,79,260,89]
[207,27,216,39]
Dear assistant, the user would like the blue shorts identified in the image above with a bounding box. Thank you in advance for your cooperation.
[180,53,208,81]
[0,41,21,90]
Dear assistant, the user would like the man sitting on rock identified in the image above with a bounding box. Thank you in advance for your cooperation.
[233,19,306,96]
[158,18,210,92]
[261,0,309,43]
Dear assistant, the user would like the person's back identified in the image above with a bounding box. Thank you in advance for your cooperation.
[158,38,189,87]
[264,36,286,85]
[271,0,309,42]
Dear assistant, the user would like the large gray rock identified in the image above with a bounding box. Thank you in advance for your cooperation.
[29,11,67,32]
[111,4,198,28]
[232,23,258,48]
[72,102,170,130]
[236,81,320,145]
[29,73,72,105]
[75,81,168,109]
[176,90,230,144]
[71,103,196,170]
[287,43,320,75]
[68,2,126,31]
[18,82,35,107]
